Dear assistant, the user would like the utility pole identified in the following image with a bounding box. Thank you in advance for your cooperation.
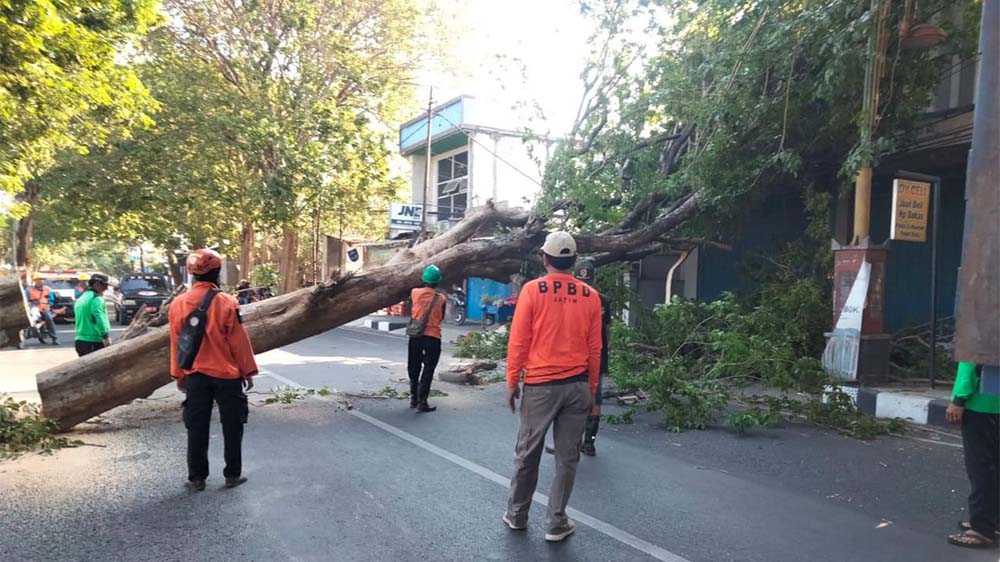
[954,0,999,368]
[420,87,434,237]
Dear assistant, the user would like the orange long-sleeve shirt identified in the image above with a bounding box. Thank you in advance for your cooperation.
[410,287,446,340]
[169,282,258,380]
[506,272,603,395]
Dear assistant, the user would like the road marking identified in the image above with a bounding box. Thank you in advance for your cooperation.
[904,436,963,449]
[264,368,690,562]
[256,368,304,388]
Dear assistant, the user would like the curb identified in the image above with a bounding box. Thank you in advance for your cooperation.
[364,319,408,332]
[829,386,951,428]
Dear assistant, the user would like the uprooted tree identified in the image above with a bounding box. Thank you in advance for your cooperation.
[34,0,974,429]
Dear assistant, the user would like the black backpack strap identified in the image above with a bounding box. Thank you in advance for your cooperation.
[197,287,220,312]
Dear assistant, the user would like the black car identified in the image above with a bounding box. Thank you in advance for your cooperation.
[116,274,172,325]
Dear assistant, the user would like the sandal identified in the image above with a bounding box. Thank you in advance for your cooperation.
[957,521,1000,537]
[948,529,997,549]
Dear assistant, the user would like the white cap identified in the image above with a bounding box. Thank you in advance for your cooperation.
[541,231,577,258]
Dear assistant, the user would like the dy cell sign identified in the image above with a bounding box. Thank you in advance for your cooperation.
[890,179,931,242]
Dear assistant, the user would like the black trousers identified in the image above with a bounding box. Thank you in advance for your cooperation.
[962,410,1000,535]
[183,373,248,481]
[407,336,441,402]
[74,340,104,357]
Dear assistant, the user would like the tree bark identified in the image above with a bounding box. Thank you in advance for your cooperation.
[279,226,299,294]
[14,181,39,268]
[36,197,700,429]
[0,277,29,349]
[239,223,255,281]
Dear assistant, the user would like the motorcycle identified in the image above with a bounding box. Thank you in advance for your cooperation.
[22,304,57,346]
[447,289,467,325]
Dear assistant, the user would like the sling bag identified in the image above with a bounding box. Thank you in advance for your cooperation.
[176,288,220,370]
[406,291,442,337]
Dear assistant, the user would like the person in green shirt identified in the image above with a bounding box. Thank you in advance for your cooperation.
[73,273,112,357]
[946,361,1000,549]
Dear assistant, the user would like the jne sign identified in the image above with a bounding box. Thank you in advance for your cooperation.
[890,179,931,242]
[389,202,425,231]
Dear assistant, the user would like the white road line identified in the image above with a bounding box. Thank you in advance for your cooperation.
[265,369,690,562]
[256,368,304,388]
[905,436,963,449]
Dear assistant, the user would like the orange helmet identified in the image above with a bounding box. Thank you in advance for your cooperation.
[186,249,222,275]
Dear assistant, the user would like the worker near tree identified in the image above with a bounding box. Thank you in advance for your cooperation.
[74,273,89,299]
[946,361,1000,549]
[503,231,602,542]
[406,264,446,412]
[571,259,610,456]
[169,249,258,491]
[72,273,112,357]
[25,273,58,345]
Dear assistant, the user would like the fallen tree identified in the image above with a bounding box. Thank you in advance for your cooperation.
[36,182,703,428]
[0,277,29,349]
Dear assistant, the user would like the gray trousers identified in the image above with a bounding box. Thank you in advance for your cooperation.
[506,380,592,531]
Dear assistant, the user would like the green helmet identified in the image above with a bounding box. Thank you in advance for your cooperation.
[421,264,442,284]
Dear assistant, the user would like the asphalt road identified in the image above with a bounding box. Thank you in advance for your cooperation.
[0,327,993,562]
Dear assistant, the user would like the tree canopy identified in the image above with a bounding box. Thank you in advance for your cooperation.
[543,0,978,247]
[0,0,161,213]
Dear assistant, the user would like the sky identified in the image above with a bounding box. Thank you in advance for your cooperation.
[415,0,595,137]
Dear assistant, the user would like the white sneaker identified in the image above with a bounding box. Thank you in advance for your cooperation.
[503,513,526,531]
[545,520,576,542]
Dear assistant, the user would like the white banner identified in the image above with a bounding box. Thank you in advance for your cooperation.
[389,202,424,231]
[823,261,871,381]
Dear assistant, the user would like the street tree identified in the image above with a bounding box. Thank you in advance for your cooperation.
[1,0,161,265]
[32,0,420,286]
[32,0,979,428]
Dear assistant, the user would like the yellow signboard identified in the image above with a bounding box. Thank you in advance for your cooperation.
[891,179,931,242]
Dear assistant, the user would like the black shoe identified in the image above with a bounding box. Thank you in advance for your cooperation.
[416,402,437,413]
[225,476,248,489]
[581,441,596,456]
[50,339,59,346]
[187,479,206,492]
[410,398,418,408]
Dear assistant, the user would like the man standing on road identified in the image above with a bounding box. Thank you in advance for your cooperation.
[73,273,112,357]
[25,273,58,345]
[169,249,258,491]
[407,265,446,413]
[74,273,89,299]
[503,231,602,542]
[946,361,1000,549]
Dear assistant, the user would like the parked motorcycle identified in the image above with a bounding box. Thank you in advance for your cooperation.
[447,289,467,325]
[21,304,57,346]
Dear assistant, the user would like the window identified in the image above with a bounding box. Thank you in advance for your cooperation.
[436,151,468,222]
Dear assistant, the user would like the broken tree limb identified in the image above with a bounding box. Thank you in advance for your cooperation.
[0,277,29,349]
[37,191,703,429]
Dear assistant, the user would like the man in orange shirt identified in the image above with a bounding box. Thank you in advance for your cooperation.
[503,231,602,542]
[407,265,446,412]
[169,249,258,491]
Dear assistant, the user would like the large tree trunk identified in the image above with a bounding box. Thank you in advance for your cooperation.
[239,222,254,281]
[36,128,701,430]
[36,196,700,429]
[14,181,39,267]
[0,277,29,349]
[279,226,299,294]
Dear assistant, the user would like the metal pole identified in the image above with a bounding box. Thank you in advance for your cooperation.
[929,179,940,388]
[420,87,434,237]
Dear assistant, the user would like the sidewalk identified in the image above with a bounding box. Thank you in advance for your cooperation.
[842,383,955,429]
[358,315,487,344]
